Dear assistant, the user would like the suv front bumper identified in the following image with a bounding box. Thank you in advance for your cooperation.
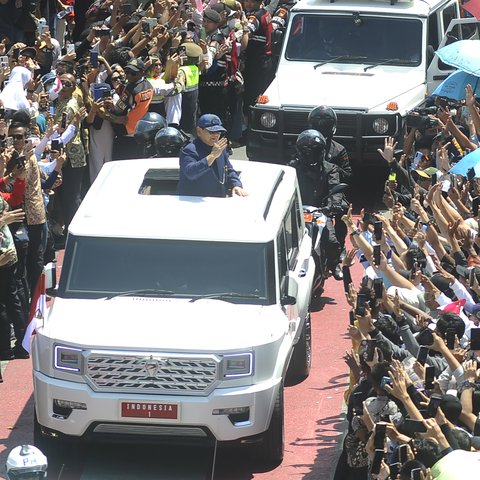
[247,107,403,164]
[33,370,281,443]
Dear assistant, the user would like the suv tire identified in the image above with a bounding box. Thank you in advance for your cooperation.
[288,312,312,380]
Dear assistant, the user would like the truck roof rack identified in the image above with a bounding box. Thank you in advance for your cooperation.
[329,0,401,4]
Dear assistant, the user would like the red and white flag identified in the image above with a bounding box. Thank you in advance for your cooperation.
[48,76,62,101]
[22,271,46,353]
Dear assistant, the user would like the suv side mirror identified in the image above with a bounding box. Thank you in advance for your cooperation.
[281,274,298,305]
[271,29,284,56]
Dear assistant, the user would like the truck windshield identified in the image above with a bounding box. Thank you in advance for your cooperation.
[60,236,274,304]
[285,14,422,66]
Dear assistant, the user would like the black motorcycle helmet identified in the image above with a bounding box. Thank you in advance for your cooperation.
[134,112,167,145]
[155,127,186,157]
[308,105,337,139]
[296,129,327,166]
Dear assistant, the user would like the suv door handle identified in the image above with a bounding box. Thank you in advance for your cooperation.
[298,268,307,278]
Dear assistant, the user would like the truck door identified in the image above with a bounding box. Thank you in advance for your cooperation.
[427,18,480,94]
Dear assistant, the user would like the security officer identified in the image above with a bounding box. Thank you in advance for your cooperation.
[178,43,203,135]
[308,105,351,260]
[243,0,276,109]
[289,129,346,280]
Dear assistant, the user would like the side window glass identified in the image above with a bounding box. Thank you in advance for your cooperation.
[428,12,439,50]
[284,199,300,266]
[277,229,288,294]
[442,4,457,35]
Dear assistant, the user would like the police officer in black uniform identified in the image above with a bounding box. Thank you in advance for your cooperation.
[308,106,351,264]
[289,129,347,281]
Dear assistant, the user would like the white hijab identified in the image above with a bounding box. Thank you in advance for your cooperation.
[0,66,32,111]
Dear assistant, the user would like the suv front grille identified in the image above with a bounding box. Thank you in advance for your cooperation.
[281,111,359,137]
[86,353,218,395]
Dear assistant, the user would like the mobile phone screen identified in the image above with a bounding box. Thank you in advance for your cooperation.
[342,266,352,293]
[371,449,384,475]
[374,423,386,449]
[398,444,408,464]
[349,310,355,326]
[417,345,428,366]
[373,278,383,299]
[373,244,381,266]
[374,221,382,241]
[425,365,435,389]
[470,328,480,351]
[90,51,98,68]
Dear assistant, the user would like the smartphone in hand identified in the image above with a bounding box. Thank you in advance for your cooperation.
[374,221,382,241]
[373,244,381,266]
[417,345,429,366]
[61,112,67,129]
[424,365,435,390]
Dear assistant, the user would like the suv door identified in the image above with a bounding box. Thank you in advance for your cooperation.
[278,195,314,342]
[427,18,480,93]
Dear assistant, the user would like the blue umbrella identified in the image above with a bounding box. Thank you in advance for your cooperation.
[449,148,480,177]
[436,40,480,76]
[433,70,480,101]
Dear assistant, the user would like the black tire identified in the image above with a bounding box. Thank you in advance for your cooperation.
[257,385,284,466]
[288,313,312,380]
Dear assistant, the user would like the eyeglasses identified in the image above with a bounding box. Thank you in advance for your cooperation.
[61,81,74,87]
[11,134,25,140]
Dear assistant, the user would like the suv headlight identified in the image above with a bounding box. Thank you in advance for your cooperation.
[372,117,389,134]
[222,353,253,378]
[260,112,277,129]
[54,345,83,373]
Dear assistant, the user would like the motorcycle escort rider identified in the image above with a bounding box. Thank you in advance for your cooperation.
[308,105,351,262]
[289,129,348,281]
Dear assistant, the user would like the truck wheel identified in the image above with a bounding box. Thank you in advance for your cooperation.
[258,384,284,466]
[288,313,312,380]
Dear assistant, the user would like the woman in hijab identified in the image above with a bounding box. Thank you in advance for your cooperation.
[0,66,32,114]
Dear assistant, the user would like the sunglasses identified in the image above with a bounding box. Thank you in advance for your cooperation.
[62,81,74,87]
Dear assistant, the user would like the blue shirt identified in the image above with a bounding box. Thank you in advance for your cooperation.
[177,138,242,197]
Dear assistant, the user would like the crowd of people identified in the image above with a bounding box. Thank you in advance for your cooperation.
[0,0,295,382]
[331,87,480,479]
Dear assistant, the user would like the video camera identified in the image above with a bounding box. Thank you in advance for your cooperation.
[405,106,438,130]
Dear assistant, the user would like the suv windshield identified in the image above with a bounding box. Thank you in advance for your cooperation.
[60,236,274,304]
[286,14,422,66]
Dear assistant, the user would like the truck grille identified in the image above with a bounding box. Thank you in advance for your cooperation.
[86,353,218,395]
[282,111,359,137]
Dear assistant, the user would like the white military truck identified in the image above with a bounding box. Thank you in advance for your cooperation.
[32,159,315,465]
[247,0,480,163]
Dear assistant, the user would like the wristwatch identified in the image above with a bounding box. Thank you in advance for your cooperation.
[460,380,476,391]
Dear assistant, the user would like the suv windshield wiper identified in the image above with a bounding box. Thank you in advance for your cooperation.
[104,289,175,300]
[363,58,416,72]
[313,55,367,69]
[189,292,260,303]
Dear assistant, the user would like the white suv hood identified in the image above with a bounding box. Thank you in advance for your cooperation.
[266,63,425,111]
[44,297,285,351]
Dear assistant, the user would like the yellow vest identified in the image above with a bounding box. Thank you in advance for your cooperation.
[179,65,199,92]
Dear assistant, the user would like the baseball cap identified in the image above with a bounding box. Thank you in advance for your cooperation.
[124,58,145,73]
[197,114,227,132]
[20,46,37,59]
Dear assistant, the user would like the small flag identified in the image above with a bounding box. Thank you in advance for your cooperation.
[22,271,46,353]
[48,76,62,101]
[195,0,203,13]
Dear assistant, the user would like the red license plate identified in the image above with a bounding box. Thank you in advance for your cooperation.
[121,402,178,419]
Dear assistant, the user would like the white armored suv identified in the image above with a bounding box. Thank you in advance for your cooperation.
[32,158,315,465]
[248,0,479,163]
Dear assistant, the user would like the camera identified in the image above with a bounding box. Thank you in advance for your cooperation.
[406,106,438,130]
